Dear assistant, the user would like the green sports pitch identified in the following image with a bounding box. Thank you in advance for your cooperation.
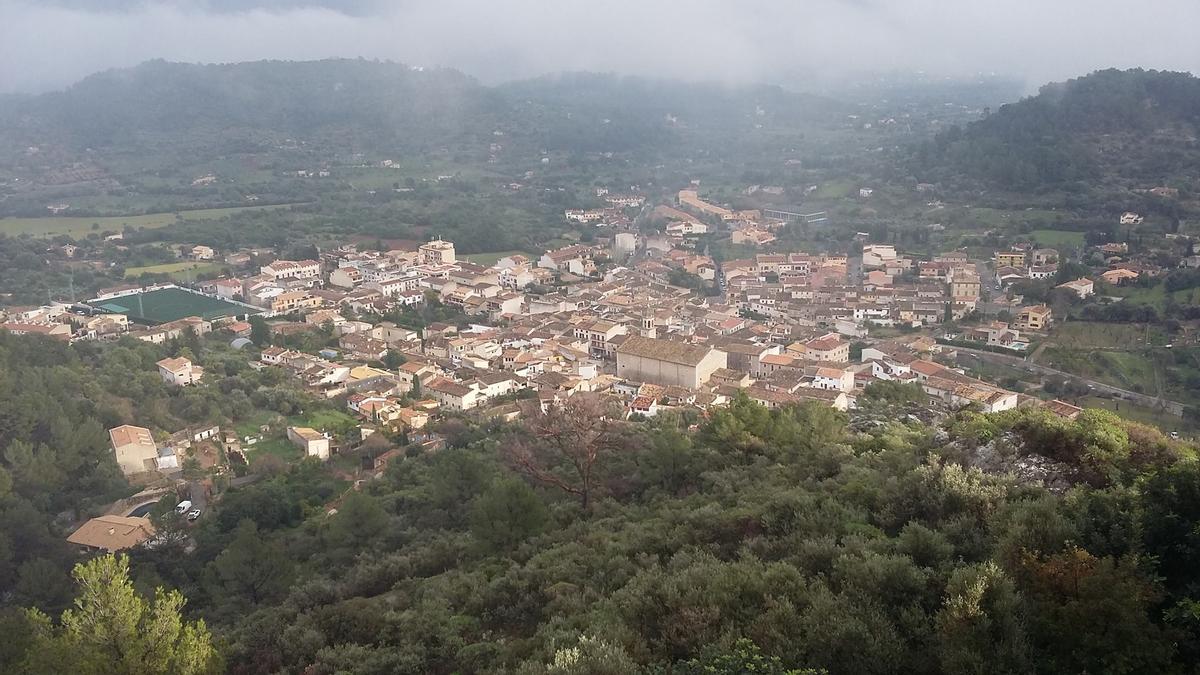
[93,288,259,324]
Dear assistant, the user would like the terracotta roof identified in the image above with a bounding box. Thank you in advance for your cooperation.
[109,425,155,450]
[616,336,717,367]
[67,515,156,552]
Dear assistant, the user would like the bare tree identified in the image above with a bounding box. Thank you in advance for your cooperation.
[504,393,623,510]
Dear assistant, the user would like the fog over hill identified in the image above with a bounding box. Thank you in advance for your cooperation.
[1,0,1198,94]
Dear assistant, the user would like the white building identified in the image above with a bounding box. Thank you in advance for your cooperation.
[156,357,203,386]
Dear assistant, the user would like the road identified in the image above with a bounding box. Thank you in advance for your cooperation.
[950,344,1186,416]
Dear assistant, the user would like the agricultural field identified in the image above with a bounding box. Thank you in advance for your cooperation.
[463,249,527,266]
[290,409,357,433]
[244,437,303,467]
[0,203,301,238]
[91,287,257,323]
[1041,347,1160,396]
[124,261,226,280]
[1108,283,1200,310]
[1028,229,1086,247]
[1050,321,1167,350]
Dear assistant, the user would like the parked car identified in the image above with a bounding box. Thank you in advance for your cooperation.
[186,508,202,522]
[174,500,193,514]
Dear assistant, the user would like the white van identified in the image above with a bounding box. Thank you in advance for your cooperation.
[175,500,193,514]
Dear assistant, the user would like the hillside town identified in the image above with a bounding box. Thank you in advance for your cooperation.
[7,183,1181,520]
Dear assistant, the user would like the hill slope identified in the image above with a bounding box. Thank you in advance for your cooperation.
[912,69,1200,194]
[0,60,843,165]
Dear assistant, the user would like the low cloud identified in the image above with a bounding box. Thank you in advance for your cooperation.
[1,0,1198,94]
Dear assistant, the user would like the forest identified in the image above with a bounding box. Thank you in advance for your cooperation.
[911,69,1200,195]
[0,332,1198,673]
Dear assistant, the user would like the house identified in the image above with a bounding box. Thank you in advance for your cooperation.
[862,244,898,269]
[1101,268,1140,285]
[329,267,364,289]
[858,187,874,198]
[287,426,330,460]
[1045,399,1083,420]
[261,259,321,281]
[130,316,212,344]
[800,333,849,364]
[424,377,484,411]
[270,290,322,314]
[1120,212,1144,225]
[665,220,708,237]
[419,239,456,265]
[1016,305,1052,331]
[949,274,981,300]
[190,245,215,261]
[156,357,203,386]
[0,322,72,341]
[66,515,156,553]
[995,251,1027,268]
[812,366,854,392]
[1056,278,1094,298]
[109,424,160,475]
[615,336,728,389]
[1031,249,1059,266]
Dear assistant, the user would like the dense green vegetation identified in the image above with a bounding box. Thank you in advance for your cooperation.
[913,68,1200,202]
[1,329,1199,673]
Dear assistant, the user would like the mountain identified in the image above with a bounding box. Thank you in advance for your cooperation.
[912,69,1200,194]
[0,59,508,157]
[0,60,843,168]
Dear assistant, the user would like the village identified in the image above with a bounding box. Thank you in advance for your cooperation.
[3,183,1190,553]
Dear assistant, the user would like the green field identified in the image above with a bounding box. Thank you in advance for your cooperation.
[464,249,527,266]
[1043,347,1159,395]
[92,287,257,323]
[245,438,303,467]
[290,409,357,432]
[1108,283,1200,310]
[0,203,300,238]
[809,178,858,200]
[1051,321,1166,350]
[124,261,225,280]
[1028,229,1086,247]
[960,207,1061,228]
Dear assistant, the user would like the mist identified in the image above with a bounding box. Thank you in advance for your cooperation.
[1,0,1199,94]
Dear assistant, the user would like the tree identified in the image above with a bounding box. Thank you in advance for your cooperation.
[469,477,549,549]
[248,316,270,347]
[503,394,624,510]
[20,554,218,674]
[209,519,293,605]
[382,349,404,370]
[671,638,822,674]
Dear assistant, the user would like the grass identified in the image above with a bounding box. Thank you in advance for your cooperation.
[962,207,1061,228]
[1028,229,1085,247]
[1051,321,1166,350]
[1042,347,1159,395]
[0,203,299,238]
[809,178,858,200]
[245,437,303,467]
[234,411,280,440]
[1107,282,1200,310]
[290,409,356,432]
[91,287,256,323]
[124,261,225,280]
[464,250,527,266]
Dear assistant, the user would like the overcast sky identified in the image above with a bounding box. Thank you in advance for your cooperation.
[1,0,1198,94]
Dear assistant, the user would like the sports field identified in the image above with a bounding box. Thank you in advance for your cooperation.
[93,287,258,323]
